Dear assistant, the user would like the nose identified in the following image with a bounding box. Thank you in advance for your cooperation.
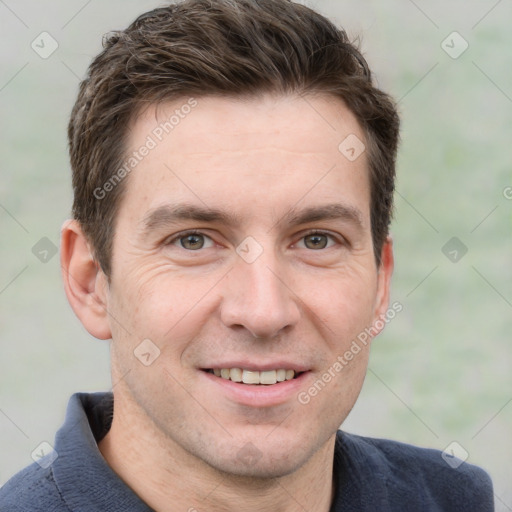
[220,253,301,339]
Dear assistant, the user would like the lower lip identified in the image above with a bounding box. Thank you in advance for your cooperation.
[200,370,311,407]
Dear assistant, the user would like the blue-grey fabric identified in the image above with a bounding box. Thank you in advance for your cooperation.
[0,392,494,511]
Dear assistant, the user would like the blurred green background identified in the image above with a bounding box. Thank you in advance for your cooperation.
[1,0,511,508]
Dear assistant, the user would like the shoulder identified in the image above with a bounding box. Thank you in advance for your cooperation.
[335,431,494,511]
[0,461,69,511]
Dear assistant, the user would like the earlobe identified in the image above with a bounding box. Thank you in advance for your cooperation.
[60,220,112,340]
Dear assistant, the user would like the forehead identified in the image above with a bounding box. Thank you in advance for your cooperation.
[121,93,370,226]
[131,93,364,159]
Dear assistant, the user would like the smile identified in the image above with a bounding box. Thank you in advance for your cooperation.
[204,368,302,385]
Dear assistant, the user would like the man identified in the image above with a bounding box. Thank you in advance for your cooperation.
[0,0,493,510]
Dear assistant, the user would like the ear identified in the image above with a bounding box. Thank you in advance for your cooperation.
[371,235,394,331]
[60,220,112,340]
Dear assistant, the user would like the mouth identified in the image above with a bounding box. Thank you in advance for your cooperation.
[198,366,311,407]
[202,368,305,385]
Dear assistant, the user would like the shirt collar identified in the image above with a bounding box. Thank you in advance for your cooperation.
[51,392,153,512]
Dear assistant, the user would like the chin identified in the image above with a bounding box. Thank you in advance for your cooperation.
[209,451,303,481]
[190,430,324,482]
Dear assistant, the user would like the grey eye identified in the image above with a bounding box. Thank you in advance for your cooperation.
[303,234,329,250]
[180,234,206,250]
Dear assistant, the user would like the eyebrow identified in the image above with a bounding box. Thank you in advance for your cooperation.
[141,204,240,234]
[140,202,364,235]
[282,203,364,230]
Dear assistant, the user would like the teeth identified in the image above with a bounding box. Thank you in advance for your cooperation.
[276,369,286,382]
[210,368,298,385]
[230,367,242,382]
[242,370,260,385]
[260,370,277,385]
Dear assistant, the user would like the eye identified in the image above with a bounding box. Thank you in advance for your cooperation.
[169,231,215,250]
[298,232,337,250]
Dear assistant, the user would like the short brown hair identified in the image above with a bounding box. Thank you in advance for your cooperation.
[68,0,400,277]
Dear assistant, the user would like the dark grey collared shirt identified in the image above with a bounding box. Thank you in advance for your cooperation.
[1,393,152,512]
[0,392,494,511]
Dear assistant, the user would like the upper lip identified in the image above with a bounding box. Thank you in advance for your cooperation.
[201,361,310,372]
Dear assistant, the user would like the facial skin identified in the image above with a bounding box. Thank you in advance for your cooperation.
[61,93,393,512]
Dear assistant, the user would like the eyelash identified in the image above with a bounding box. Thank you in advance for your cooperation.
[301,229,340,241]
[165,229,343,249]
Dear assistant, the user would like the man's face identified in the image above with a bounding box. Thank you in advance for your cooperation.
[103,94,392,477]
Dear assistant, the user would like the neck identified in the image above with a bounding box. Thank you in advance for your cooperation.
[98,392,336,512]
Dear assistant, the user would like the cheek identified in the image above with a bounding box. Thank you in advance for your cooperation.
[108,267,220,361]
[299,266,378,344]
